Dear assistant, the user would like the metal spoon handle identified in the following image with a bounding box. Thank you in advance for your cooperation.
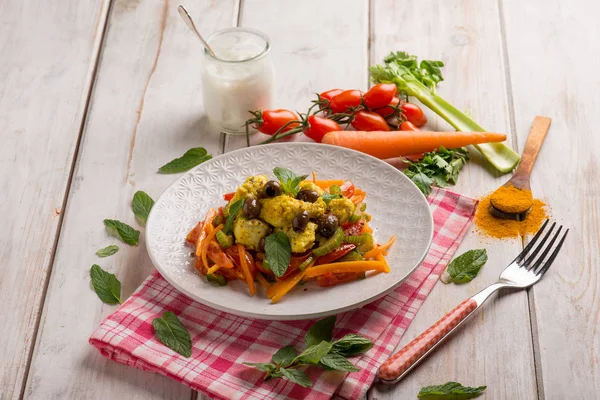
[511,116,551,187]
[177,5,216,57]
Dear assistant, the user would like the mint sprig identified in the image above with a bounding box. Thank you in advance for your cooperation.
[103,219,140,245]
[152,311,192,357]
[224,199,244,235]
[243,316,372,387]
[95,244,119,258]
[264,232,292,278]
[273,167,308,196]
[440,249,488,284]
[90,264,122,304]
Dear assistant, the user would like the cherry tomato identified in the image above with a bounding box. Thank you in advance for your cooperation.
[257,109,301,135]
[315,244,356,265]
[255,260,273,276]
[351,110,390,131]
[329,90,363,113]
[374,97,400,118]
[304,116,341,143]
[186,221,203,244]
[316,272,363,287]
[222,192,235,201]
[401,103,427,127]
[400,121,420,131]
[363,84,397,110]
[319,89,344,109]
[342,220,365,236]
[339,181,355,198]
[279,252,312,280]
[225,246,256,276]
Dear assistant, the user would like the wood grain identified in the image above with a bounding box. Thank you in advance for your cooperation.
[502,0,600,397]
[224,0,369,151]
[368,1,537,399]
[0,0,110,397]
[24,1,238,399]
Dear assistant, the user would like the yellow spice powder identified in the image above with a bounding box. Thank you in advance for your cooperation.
[474,191,549,239]
[489,184,533,213]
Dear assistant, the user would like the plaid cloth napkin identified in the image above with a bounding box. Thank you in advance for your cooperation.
[90,188,477,400]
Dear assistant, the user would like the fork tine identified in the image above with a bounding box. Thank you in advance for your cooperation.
[536,229,569,276]
[514,219,550,264]
[521,222,556,269]
[528,226,562,271]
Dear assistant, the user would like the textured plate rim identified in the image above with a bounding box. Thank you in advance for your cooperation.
[145,142,433,320]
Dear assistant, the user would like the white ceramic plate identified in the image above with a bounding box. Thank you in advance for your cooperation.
[146,143,433,320]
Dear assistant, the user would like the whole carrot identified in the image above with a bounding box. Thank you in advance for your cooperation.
[321,130,506,159]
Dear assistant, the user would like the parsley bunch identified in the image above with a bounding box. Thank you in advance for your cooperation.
[403,146,469,195]
[244,316,373,387]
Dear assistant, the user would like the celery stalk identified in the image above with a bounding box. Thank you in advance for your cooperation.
[370,52,520,173]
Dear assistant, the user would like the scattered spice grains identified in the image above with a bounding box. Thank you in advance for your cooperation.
[474,190,549,239]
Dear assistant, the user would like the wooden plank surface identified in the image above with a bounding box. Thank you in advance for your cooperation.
[0,0,110,397]
[368,1,537,399]
[502,0,600,398]
[224,0,369,151]
[24,1,239,399]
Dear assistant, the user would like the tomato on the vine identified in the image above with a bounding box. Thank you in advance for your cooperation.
[363,83,397,110]
[374,97,400,118]
[319,89,343,108]
[255,109,301,135]
[304,116,341,142]
[400,121,420,131]
[401,103,427,127]
[329,90,363,113]
[351,110,390,131]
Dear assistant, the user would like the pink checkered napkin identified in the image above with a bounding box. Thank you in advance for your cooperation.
[90,188,477,400]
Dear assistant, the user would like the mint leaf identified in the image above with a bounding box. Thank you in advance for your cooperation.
[264,232,291,278]
[331,334,374,356]
[295,341,332,365]
[272,345,298,367]
[90,264,122,304]
[158,147,212,174]
[152,311,192,357]
[418,382,486,399]
[305,316,336,347]
[95,245,119,258]
[273,167,308,196]
[441,249,488,284]
[103,219,140,245]
[132,191,154,225]
[243,362,276,374]
[279,368,312,388]
[224,199,244,235]
[319,353,359,372]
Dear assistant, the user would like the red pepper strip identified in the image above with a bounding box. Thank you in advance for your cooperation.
[315,244,356,265]
[342,220,365,236]
[223,192,236,201]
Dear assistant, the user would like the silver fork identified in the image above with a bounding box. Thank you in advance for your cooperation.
[377,220,568,384]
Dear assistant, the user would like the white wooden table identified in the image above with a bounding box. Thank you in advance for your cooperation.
[2,0,598,399]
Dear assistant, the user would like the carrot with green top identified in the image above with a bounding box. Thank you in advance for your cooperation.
[321,130,506,159]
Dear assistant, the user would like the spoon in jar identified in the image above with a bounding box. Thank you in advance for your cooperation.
[177,5,216,57]
[489,116,552,220]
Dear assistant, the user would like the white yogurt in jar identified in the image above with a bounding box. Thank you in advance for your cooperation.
[201,28,274,135]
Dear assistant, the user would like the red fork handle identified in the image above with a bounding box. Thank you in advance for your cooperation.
[377,298,478,382]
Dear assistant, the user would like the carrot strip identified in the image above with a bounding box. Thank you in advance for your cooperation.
[376,253,390,273]
[237,244,255,296]
[379,236,396,253]
[206,263,221,275]
[322,130,507,159]
[350,192,366,205]
[312,171,317,183]
[363,224,373,234]
[312,179,344,190]
[363,246,383,260]
[304,261,386,278]
[255,273,271,290]
[201,224,222,270]
[196,208,217,256]
[268,270,307,303]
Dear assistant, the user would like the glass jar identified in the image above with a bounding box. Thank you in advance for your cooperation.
[201,28,274,135]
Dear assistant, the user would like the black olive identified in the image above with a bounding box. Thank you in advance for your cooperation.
[258,237,266,253]
[296,189,319,203]
[262,180,282,198]
[243,197,261,218]
[292,210,309,233]
[317,214,338,238]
